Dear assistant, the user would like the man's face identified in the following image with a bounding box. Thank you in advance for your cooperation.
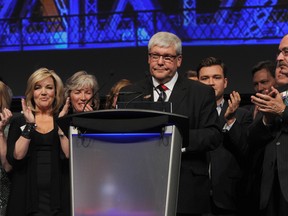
[198,65,227,101]
[276,35,288,86]
[252,69,276,93]
[148,45,182,83]
[275,64,288,87]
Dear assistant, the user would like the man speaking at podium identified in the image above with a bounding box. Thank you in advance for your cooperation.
[118,31,222,216]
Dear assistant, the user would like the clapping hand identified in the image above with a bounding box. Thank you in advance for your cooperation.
[0,108,12,132]
[250,86,286,124]
[21,98,35,123]
[224,91,241,125]
[59,97,70,117]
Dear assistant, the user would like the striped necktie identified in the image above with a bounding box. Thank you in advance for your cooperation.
[157,84,168,102]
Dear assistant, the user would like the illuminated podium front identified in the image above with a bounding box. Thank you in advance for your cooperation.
[60,109,188,216]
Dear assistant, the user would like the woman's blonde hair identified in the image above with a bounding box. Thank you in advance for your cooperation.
[0,81,13,111]
[25,68,64,113]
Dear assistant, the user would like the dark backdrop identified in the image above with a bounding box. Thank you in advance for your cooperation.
[0,43,278,97]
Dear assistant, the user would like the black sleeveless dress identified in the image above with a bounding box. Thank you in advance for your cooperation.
[33,130,53,216]
[6,115,71,216]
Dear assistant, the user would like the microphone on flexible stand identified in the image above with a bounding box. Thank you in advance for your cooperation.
[82,72,114,112]
[154,85,168,112]
[145,72,166,102]
[143,73,169,138]
[118,91,142,96]
[150,83,169,141]
[154,85,166,101]
[153,85,168,140]
[145,72,170,112]
[124,92,145,108]
[119,73,166,109]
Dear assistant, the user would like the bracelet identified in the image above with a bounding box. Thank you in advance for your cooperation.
[21,123,36,139]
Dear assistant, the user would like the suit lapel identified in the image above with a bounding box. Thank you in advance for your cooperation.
[140,78,154,101]
[169,76,187,111]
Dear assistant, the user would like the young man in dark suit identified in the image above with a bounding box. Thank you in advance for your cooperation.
[197,56,253,216]
[118,31,222,216]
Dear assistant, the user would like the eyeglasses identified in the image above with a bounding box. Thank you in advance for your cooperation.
[276,48,288,57]
[148,53,179,62]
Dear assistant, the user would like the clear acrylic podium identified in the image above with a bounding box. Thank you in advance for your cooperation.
[59,109,188,216]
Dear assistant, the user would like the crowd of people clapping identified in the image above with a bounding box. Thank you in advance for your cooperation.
[0,32,288,216]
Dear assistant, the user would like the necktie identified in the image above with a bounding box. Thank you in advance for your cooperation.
[157,84,168,102]
[216,104,222,116]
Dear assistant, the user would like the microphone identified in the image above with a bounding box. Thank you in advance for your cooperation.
[82,72,114,112]
[153,85,162,101]
[118,73,156,108]
[145,74,169,112]
[124,92,145,108]
[150,81,168,138]
[145,71,165,104]
[118,91,142,96]
[156,86,167,112]
[144,73,164,102]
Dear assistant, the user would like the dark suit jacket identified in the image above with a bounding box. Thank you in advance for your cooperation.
[247,105,288,210]
[210,101,252,211]
[118,75,222,214]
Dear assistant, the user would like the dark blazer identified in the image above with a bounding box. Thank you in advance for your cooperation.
[210,101,252,211]
[247,105,288,210]
[118,75,222,214]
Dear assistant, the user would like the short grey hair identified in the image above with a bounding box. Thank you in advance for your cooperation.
[148,31,182,55]
[64,71,100,110]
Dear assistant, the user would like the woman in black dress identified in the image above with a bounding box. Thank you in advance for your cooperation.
[6,68,70,216]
